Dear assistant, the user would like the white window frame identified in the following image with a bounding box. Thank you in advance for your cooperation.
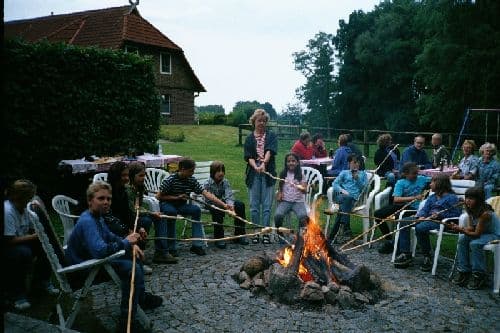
[124,45,139,55]
[160,94,171,115]
[160,52,171,74]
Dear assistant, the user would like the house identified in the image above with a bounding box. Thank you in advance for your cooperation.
[4,5,205,124]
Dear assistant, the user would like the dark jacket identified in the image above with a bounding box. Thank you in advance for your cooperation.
[374,145,400,177]
[244,130,278,187]
[400,145,432,173]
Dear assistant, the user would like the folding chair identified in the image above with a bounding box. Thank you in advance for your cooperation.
[92,173,108,183]
[26,202,150,330]
[144,168,169,196]
[52,195,79,246]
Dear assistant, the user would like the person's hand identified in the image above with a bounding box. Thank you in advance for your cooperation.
[414,194,424,201]
[178,193,189,200]
[139,227,147,240]
[151,211,162,220]
[132,244,144,261]
[340,189,349,196]
[126,232,140,245]
[276,192,283,201]
[429,213,438,220]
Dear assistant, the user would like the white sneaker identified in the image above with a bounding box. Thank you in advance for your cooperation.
[14,298,31,311]
[143,264,153,275]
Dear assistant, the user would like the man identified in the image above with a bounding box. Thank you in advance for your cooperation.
[431,133,451,168]
[291,132,314,160]
[399,135,432,173]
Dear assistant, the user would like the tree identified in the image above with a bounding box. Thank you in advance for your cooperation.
[278,102,304,125]
[293,32,336,128]
[197,105,225,114]
[227,100,277,126]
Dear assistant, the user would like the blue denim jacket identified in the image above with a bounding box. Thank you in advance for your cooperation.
[478,158,500,187]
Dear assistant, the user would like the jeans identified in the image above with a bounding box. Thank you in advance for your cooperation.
[373,204,404,238]
[3,241,52,299]
[397,217,439,254]
[274,201,308,229]
[160,201,204,248]
[484,184,494,199]
[111,258,145,321]
[209,200,246,238]
[138,215,154,250]
[248,173,274,227]
[330,193,355,238]
[457,233,499,273]
[384,171,397,187]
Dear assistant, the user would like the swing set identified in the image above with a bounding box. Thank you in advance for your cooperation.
[451,108,500,161]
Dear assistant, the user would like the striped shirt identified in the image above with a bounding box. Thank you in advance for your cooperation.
[255,132,266,161]
[282,171,305,202]
[159,173,203,204]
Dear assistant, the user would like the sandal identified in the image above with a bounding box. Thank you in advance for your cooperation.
[262,234,271,244]
[252,235,260,244]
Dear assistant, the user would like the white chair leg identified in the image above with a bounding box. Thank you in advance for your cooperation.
[411,228,417,258]
[391,222,400,263]
[362,208,369,244]
[324,215,331,238]
[493,244,500,294]
[432,226,445,276]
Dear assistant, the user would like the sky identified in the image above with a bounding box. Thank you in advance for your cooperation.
[5,0,382,114]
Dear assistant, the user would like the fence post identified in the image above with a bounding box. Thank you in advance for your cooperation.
[238,125,243,146]
[363,130,369,157]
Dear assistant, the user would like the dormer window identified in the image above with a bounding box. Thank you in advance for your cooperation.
[160,52,171,74]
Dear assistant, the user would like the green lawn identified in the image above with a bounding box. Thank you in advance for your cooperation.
[159,125,459,257]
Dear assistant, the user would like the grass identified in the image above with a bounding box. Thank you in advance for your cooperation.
[159,125,460,257]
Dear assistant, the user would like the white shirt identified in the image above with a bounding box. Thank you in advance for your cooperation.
[4,200,32,237]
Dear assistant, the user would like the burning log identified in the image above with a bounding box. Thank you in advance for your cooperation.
[288,228,305,275]
[303,256,330,285]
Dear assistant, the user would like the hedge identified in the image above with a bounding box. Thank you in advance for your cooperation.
[3,39,160,199]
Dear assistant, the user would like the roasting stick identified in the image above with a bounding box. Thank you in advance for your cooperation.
[341,202,464,252]
[339,190,430,251]
[127,196,141,333]
[262,171,307,192]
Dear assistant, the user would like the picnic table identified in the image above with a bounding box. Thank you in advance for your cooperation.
[300,157,333,167]
[418,166,458,177]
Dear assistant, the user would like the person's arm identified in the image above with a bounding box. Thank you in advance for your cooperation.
[202,190,228,209]
[81,218,133,259]
[333,172,346,194]
[454,212,491,237]
[415,195,432,218]
[4,234,38,245]
[223,180,235,207]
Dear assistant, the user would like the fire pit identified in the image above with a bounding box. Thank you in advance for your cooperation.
[235,217,383,308]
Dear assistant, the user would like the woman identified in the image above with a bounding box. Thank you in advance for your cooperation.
[327,134,352,177]
[374,133,400,186]
[291,131,314,160]
[452,140,479,180]
[477,142,499,199]
[244,109,278,244]
[449,187,500,289]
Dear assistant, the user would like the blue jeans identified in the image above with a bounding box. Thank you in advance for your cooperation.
[484,184,494,199]
[274,201,308,229]
[248,173,274,227]
[457,233,499,273]
[160,201,204,248]
[397,217,439,254]
[384,171,396,187]
[111,258,145,321]
[330,193,355,238]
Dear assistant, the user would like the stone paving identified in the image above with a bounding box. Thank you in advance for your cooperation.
[5,239,500,332]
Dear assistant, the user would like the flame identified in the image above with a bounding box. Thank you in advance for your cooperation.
[276,198,335,284]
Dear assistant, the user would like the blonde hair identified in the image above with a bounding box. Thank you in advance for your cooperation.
[338,134,349,146]
[479,142,497,156]
[249,109,270,126]
[462,139,476,152]
[87,181,112,201]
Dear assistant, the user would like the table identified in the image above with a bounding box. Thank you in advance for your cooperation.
[59,154,182,174]
[418,166,459,177]
[300,157,333,167]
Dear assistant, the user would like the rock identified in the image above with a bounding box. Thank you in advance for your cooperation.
[328,282,340,293]
[343,265,372,292]
[321,285,329,293]
[361,291,374,304]
[253,278,265,288]
[267,263,301,304]
[262,268,271,285]
[353,292,370,304]
[238,271,249,283]
[324,287,338,305]
[242,257,269,277]
[340,285,352,293]
[300,281,324,302]
[239,280,251,290]
[253,271,263,280]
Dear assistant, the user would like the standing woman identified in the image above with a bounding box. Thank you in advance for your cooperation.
[244,109,278,244]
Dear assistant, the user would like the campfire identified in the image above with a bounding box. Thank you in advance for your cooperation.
[236,213,383,307]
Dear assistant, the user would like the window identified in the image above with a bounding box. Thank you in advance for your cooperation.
[160,52,171,74]
[160,94,171,115]
[124,45,139,55]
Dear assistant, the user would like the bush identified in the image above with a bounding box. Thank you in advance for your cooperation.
[3,39,160,196]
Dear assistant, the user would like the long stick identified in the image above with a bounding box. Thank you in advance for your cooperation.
[262,171,306,191]
[127,196,140,333]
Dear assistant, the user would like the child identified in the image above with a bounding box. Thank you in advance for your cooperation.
[329,154,368,242]
[204,161,248,248]
[450,187,500,289]
[3,179,59,310]
[65,181,162,332]
[157,157,228,256]
[312,133,327,158]
[373,162,430,254]
[394,174,462,271]
[274,153,309,242]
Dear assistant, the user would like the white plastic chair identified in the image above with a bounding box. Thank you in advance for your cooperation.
[144,168,169,196]
[52,195,79,246]
[26,202,150,330]
[323,172,381,243]
[369,186,393,244]
[92,172,108,183]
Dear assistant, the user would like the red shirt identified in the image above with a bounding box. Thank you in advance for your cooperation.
[291,140,314,160]
[313,139,327,158]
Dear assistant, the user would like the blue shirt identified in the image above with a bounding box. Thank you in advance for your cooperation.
[478,158,500,187]
[400,145,432,173]
[458,155,479,179]
[328,146,352,177]
[416,193,461,219]
[333,169,368,200]
[393,175,430,209]
[65,210,130,265]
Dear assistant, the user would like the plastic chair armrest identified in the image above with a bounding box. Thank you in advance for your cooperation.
[58,250,125,274]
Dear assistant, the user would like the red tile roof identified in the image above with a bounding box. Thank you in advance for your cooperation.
[5,5,205,91]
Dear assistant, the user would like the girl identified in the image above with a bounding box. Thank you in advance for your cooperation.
[126,162,177,264]
[274,153,309,242]
[329,154,368,242]
[450,187,500,289]
[394,174,462,270]
[204,161,248,248]
[104,161,132,237]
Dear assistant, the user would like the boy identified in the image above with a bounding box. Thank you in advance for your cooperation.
[157,158,228,256]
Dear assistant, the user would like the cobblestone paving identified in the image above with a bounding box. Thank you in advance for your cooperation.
[85,241,499,333]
